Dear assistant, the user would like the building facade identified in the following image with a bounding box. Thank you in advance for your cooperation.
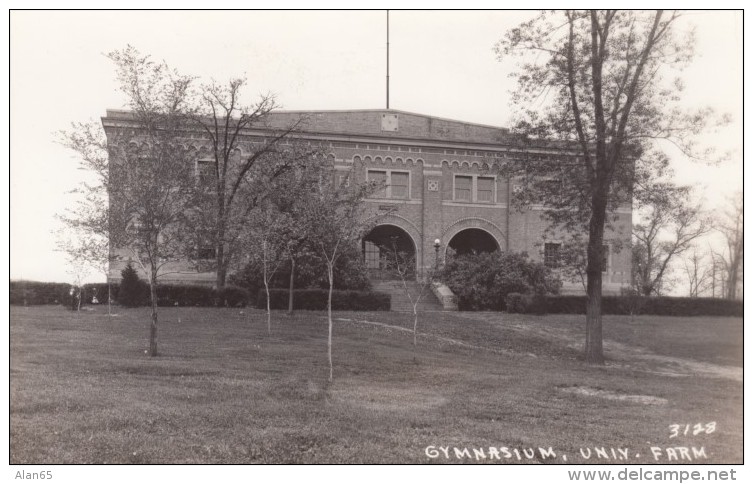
[102,108,632,295]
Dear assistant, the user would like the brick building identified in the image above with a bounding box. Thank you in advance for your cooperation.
[102,108,631,295]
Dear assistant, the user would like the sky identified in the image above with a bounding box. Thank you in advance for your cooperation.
[8,10,743,285]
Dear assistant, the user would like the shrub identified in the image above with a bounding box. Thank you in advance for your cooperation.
[118,263,149,307]
[257,289,390,311]
[440,252,561,311]
[10,281,73,306]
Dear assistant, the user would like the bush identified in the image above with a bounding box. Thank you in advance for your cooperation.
[506,293,525,313]
[118,263,149,307]
[10,281,73,306]
[440,252,561,311]
[257,289,390,311]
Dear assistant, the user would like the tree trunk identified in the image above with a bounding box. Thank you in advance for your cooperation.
[264,279,271,335]
[215,255,227,291]
[585,189,607,364]
[327,265,334,382]
[727,261,739,300]
[107,281,112,317]
[287,257,295,315]
[148,269,159,357]
[413,307,418,347]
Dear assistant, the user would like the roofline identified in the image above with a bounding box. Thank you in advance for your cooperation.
[104,108,510,134]
[268,108,511,133]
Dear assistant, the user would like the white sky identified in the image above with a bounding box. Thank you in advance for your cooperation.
[8,10,743,284]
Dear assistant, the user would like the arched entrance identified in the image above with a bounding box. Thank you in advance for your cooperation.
[447,228,499,256]
[362,224,417,280]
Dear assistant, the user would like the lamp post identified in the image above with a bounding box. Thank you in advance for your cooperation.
[433,238,441,273]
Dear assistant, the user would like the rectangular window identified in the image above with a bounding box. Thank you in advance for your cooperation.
[544,243,561,268]
[477,177,494,202]
[390,172,409,198]
[454,175,472,201]
[368,170,387,198]
[601,245,609,272]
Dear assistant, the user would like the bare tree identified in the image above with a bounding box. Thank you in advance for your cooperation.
[383,241,435,350]
[632,183,712,296]
[187,76,314,290]
[683,246,713,297]
[302,166,378,381]
[497,10,724,362]
[242,201,290,334]
[715,192,743,300]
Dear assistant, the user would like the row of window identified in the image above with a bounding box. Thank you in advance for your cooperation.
[544,243,610,272]
[365,170,497,203]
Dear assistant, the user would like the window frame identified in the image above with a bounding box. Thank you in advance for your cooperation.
[452,174,497,203]
[366,168,411,199]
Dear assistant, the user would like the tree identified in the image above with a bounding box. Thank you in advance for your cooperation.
[715,192,743,299]
[632,183,711,296]
[682,246,713,297]
[56,188,116,315]
[383,241,435,349]
[242,200,290,334]
[185,72,315,290]
[301,166,378,381]
[496,10,722,362]
[62,48,198,357]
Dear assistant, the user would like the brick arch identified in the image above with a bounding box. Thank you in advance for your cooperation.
[441,217,506,255]
[361,214,423,276]
[363,213,422,252]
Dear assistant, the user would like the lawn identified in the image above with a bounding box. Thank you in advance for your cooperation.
[10,305,743,464]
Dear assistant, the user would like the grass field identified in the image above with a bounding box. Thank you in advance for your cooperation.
[10,305,743,464]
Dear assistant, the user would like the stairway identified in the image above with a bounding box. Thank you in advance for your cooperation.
[371,280,445,312]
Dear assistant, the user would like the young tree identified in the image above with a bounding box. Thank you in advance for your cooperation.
[632,183,711,296]
[57,190,116,315]
[383,241,435,349]
[496,10,723,362]
[62,48,198,357]
[301,167,378,381]
[242,201,290,334]
[715,192,743,300]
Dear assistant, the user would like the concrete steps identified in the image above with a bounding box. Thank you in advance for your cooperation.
[372,280,445,312]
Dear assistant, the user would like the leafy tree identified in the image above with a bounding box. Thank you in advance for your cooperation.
[61,47,198,356]
[632,183,711,296]
[496,10,724,362]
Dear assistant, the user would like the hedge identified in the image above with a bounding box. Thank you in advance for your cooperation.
[510,295,742,317]
[10,281,73,306]
[257,288,391,311]
[153,284,249,307]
